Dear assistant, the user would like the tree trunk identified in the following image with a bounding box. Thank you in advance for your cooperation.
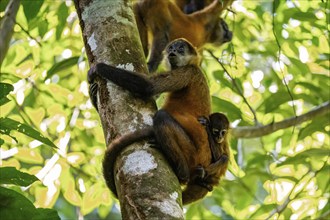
[74,0,183,219]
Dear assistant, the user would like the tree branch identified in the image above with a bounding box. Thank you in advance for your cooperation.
[74,0,183,219]
[232,101,330,138]
[0,0,20,67]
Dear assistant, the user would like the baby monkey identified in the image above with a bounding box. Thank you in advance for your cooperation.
[183,112,230,204]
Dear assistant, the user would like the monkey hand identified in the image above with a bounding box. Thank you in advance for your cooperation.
[216,154,228,165]
[193,165,206,179]
[87,65,98,84]
[196,178,213,192]
[198,116,209,127]
[89,82,99,111]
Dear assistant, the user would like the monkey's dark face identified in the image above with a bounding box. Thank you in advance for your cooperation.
[165,38,197,69]
[212,127,228,144]
[209,113,229,144]
[209,18,232,46]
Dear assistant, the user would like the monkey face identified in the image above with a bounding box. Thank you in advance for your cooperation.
[212,128,227,143]
[209,18,232,45]
[165,38,197,69]
[209,112,229,143]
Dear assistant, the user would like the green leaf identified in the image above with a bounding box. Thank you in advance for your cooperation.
[47,56,79,78]
[292,11,317,21]
[21,0,43,22]
[33,208,60,220]
[211,96,242,120]
[0,186,38,220]
[56,2,69,40]
[0,167,39,186]
[38,21,48,38]
[0,82,14,106]
[0,0,10,12]
[0,117,57,149]
[261,91,293,113]
[0,187,60,220]
[298,115,328,140]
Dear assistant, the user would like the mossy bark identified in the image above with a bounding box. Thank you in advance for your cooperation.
[74,0,183,219]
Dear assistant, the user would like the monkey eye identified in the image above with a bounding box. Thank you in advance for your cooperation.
[178,46,185,53]
[212,129,220,137]
[220,129,227,137]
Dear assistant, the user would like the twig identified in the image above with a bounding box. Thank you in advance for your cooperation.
[272,1,297,119]
[15,22,42,47]
[207,49,259,124]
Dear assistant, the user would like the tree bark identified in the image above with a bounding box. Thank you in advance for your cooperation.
[74,0,183,219]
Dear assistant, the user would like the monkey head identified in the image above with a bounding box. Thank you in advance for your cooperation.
[164,38,200,69]
[209,113,229,144]
[208,18,233,46]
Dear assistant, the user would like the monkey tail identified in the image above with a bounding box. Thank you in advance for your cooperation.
[182,183,209,205]
[102,126,154,198]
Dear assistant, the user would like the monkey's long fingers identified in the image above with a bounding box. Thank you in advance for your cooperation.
[197,116,209,126]
[87,65,97,83]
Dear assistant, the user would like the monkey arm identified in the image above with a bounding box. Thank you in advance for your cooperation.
[198,115,222,163]
[88,63,154,98]
[88,64,196,98]
[149,65,196,94]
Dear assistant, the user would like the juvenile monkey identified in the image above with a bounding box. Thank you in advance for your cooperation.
[88,38,213,204]
[133,0,233,72]
[199,112,230,163]
[183,112,230,204]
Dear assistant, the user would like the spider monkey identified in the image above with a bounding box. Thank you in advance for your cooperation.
[183,112,230,204]
[199,112,230,163]
[88,38,214,204]
[133,0,233,72]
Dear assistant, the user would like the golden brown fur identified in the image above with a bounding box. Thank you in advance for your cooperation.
[88,39,216,204]
[133,0,233,72]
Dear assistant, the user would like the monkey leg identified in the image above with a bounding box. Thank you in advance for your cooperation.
[182,183,209,205]
[133,3,148,57]
[153,110,195,184]
[205,154,229,178]
[147,33,169,72]
[173,114,211,165]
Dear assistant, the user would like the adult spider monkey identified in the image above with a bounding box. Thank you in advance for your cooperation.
[183,112,230,204]
[133,0,233,72]
[88,38,214,204]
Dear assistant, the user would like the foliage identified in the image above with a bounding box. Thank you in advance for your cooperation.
[0,0,329,219]
[0,167,60,220]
